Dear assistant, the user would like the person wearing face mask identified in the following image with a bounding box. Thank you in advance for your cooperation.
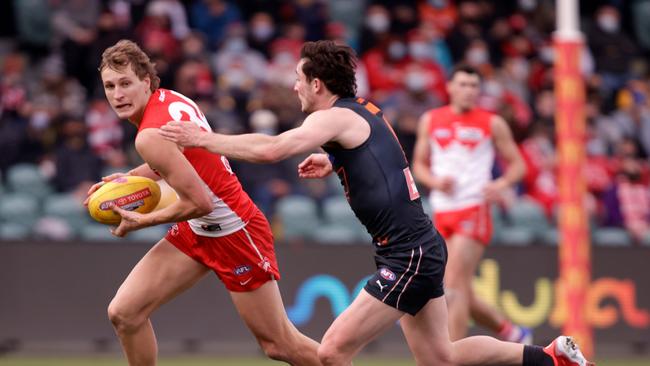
[412,65,534,345]
[588,5,640,96]
[359,4,391,54]
[247,12,277,58]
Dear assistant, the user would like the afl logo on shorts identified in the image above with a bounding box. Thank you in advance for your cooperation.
[234,265,252,276]
[380,268,396,281]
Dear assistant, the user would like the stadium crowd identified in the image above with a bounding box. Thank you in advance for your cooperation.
[0,0,650,245]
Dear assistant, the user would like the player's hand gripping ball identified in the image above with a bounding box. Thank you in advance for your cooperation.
[87,176,161,225]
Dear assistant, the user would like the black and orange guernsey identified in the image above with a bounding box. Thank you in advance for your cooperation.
[322,97,437,254]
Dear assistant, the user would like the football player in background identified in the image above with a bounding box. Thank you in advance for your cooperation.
[412,64,531,343]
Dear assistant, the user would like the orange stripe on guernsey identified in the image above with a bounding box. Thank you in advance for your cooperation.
[356,98,407,161]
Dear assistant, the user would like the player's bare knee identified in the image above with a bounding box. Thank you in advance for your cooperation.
[107,301,146,334]
[318,341,348,366]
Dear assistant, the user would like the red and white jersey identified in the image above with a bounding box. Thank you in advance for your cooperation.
[427,105,495,212]
[139,88,257,237]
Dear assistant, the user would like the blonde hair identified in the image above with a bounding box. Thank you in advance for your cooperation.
[99,39,160,92]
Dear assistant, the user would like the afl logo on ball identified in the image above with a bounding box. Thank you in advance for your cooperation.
[380,268,396,281]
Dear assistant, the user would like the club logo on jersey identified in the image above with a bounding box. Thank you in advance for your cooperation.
[456,126,485,141]
[379,268,396,281]
[434,128,452,139]
[234,265,252,276]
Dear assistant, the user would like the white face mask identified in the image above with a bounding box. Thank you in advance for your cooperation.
[518,0,537,11]
[598,14,619,33]
[405,71,428,92]
[539,46,554,64]
[509,58,530,80]
[366,14,390,33]
[252,24,274,41]
[409,42,430,60]
[466,48,488,65]
[388,42,407,60]
[224,38,247,53]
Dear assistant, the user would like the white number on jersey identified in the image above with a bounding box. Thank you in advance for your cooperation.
[167,90,211,131]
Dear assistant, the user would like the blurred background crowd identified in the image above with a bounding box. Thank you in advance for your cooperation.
[1,0,650,246]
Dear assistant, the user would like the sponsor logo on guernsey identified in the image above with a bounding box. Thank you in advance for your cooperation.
[379,268,396,281]
[434,128,452,138]
[100,188,152,211]
[159,90,166,102]
[234,265,252,276]
[456,126,484,141]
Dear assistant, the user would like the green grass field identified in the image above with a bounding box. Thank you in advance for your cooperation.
[0,357,648,366]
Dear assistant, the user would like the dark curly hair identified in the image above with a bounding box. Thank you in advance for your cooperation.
[99,39,160,92]
[300,40,357,98]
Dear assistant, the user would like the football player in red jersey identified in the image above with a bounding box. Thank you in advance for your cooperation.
[85,40,321,366]
[412,65,532,343]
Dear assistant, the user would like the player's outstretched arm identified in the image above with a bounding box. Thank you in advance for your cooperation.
[111,129,212,237]
[159,109,344,163]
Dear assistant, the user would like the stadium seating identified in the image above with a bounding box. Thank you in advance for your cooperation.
[0,222,30,240]
[505,197,550,242]
[127,225,169,242]
[312,224,360,244]
[0,193,40,226]
[323,196,369,242]
[591,227,632,246]
[6,163,52,199]
[79,223,120,242]
[42,193,89,233]
[275,195,321,240]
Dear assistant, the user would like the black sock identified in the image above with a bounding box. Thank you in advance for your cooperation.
[523,345,555,366]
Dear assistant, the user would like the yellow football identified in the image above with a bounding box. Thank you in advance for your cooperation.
[87,176,161,225]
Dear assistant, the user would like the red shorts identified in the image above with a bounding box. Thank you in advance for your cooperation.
[165,210,280,292]
[434,204,492,245]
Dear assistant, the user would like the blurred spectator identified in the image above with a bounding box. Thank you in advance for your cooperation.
[246,12,278,58]
[520,122,557,218]
[13,0,51,61]
[49,116,103,196]
[362,35,408,99]
[291,0,327,41]
[613,156,650,243]
[631,0,650,51]
[136,1,181,61]
[327,0,365,49]
[213,23,268,124]
[359,4,392,54]
[414,20,454,74]
[51,0,101,93]
[231,109,297,216]
[190,0,242,50]
[587,5,640,97]
[85,98,126,168]
[418,0,458,37]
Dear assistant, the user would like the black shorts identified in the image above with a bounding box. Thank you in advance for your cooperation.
[364,235,447,315]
